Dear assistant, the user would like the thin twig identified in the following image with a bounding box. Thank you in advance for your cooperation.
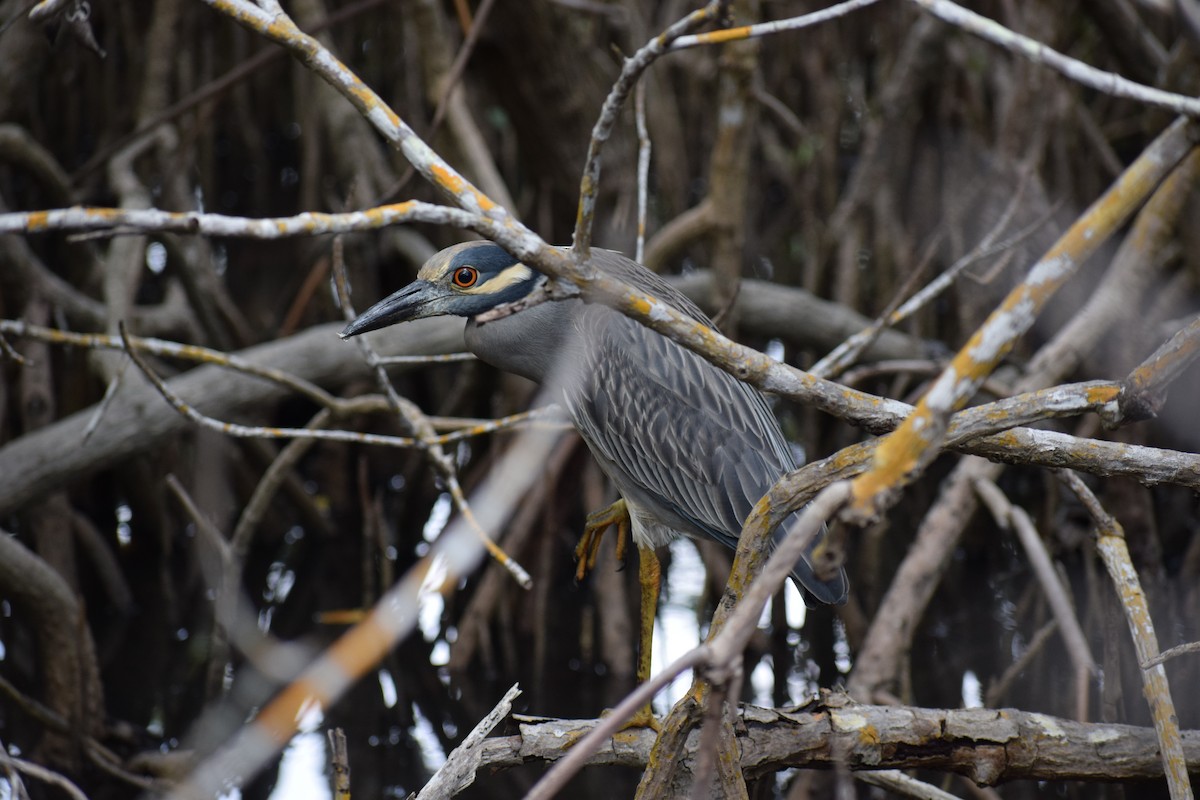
[634,80,650,264]
[813,178,1054,378]
[1143,641,1200,669]
[374,351,476,364]
[0,674,164,792]
[118,327,416,448]
[380,0,502,204]
[669,0,882,50]
[82,355,129,444]
[0,332,26,364]
[231,409,332,565]
[4,319,339,408]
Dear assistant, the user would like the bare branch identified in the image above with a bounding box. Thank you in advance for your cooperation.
[478,699,1200,784]
[415,684,522,800]
[910,0,1200,117]
[0,201,490,238]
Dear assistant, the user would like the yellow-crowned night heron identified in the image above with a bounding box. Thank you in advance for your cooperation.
[341,241,848,724]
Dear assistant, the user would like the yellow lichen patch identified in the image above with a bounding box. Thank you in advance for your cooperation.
[986,430,1023,448]
[627,295,655,317]
[840,386,887,408]
[688,25,752,46]
[384,202,420,226]
[174,344,214,362]
[829,443,875,472]
[263,17,295,41]
[849,410,934,512]
[431,164,467,196]
[469,187,497,213]
[849,461,901,513]
[982,404,1014,422]
[698,329,725,352]
[1085,384,1120,404]
[857,723,881,746]
[26,211,50,231]
[345,82,400,126]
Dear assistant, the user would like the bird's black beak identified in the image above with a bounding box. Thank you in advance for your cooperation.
[339,280,446,339]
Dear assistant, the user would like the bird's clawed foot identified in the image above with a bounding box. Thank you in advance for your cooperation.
[574,497,631,581]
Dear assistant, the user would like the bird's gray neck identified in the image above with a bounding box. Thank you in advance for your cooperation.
[464,298,582,384]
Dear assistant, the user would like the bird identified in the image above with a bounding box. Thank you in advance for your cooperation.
[341,241,848,725]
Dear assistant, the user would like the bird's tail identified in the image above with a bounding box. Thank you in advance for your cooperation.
[775,519,849,608]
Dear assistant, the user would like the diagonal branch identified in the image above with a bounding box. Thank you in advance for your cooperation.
[1060,471,1192,800]
[845,116,1200,523]
[910,0,1200,117]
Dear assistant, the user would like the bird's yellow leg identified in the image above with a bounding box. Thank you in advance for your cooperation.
[574,498,630,581]
[572,500,660,731]
[627,543,663,731]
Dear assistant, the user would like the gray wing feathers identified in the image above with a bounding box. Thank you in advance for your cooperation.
[564,296,793,547]
[559,250,848,604]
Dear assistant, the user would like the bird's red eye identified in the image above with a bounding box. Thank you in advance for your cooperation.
[452,266,479,288]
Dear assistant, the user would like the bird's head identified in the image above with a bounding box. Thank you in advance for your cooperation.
[340,241,540,338]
